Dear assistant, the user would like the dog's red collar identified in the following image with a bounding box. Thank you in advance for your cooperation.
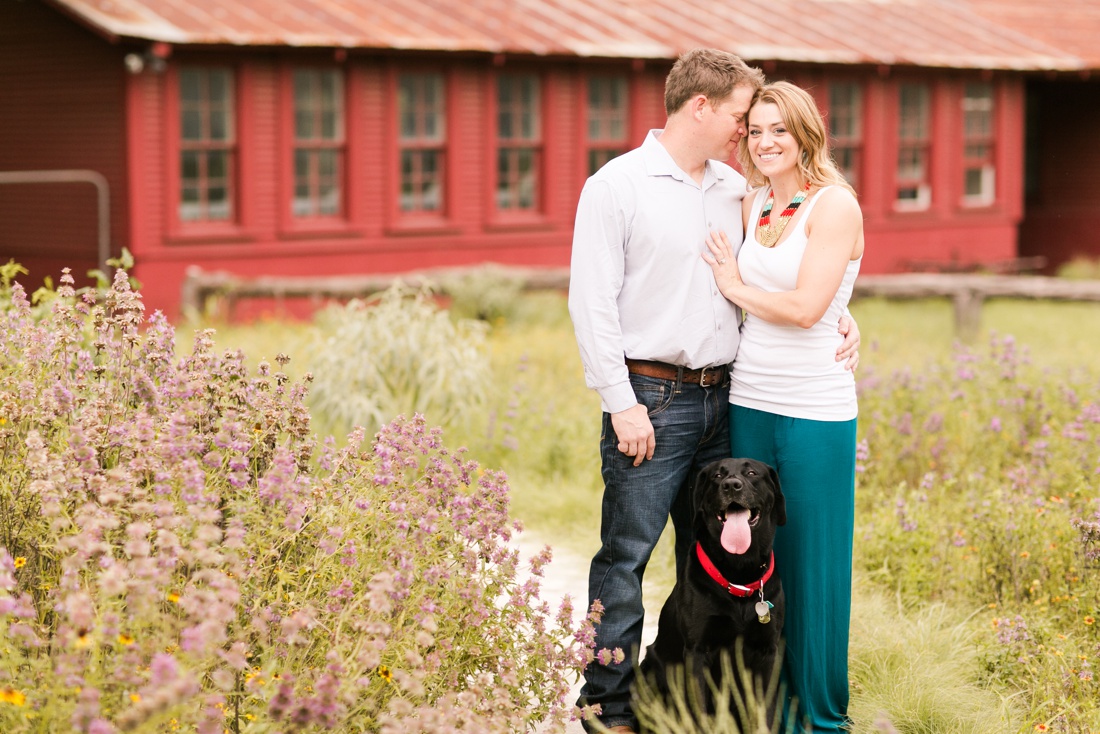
[694,542,775,597]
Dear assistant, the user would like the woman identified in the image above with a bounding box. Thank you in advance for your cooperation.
[703,81,864,732]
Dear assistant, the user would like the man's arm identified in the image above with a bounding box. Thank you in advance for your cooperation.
[568,179,655,464]
[568,179,633,410]
[836,314,860,371]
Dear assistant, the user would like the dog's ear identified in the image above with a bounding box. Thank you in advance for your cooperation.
[769,465,787,526]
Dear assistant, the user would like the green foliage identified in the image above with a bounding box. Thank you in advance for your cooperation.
[630,648,791,734]
[306,285,491,438]
[855,333,1100,729]
[1056,256,1100,281]
[0,270,594,732]
[192,294,1100,732]
[439,264,526,324]
[847,586,1019,733]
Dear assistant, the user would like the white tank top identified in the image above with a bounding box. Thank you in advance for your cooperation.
[729,186,861,421]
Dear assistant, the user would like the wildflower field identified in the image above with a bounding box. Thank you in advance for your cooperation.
[1,260,1098,733]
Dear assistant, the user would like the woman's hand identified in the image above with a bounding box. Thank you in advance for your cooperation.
[702,230,744,299]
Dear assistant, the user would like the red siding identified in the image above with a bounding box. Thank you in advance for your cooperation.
[0,0,128,288]
[4,1,1036,319]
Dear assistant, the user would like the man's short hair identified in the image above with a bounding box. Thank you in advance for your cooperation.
[664,48,765,115]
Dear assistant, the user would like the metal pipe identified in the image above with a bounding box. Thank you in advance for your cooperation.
[0,169,111,276]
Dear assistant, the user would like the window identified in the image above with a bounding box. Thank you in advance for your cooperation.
[397,73,446,214]
[586,76,629,175]
[896,83,931,209]
[179,67,235,222]
[962,82,995,205]
[496,74,541,211]
[827,82,862,192]
[292,69,344,218]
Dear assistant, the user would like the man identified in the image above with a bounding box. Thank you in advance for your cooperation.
[568,48,859,733]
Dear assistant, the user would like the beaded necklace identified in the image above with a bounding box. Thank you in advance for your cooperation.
[756,182,812,248]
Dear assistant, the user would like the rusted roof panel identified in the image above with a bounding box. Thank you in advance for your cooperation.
[47,0,1086,71]
[966,0,1100,70]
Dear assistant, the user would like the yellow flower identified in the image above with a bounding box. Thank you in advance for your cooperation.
[1035,724,1048,731]
[117,634,135,646]
[1085,616,1095,625]
[13,557,26,569]
[1019,551,1030,559]
[130,693,142,703]
[0,417,7,425]
[378,665,393,683]
[0,688,26,707]
[167,592,180,603]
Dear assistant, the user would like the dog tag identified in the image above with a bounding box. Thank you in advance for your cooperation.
[755,601,772,624]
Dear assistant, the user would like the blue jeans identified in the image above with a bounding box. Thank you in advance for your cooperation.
[578,373,730,730]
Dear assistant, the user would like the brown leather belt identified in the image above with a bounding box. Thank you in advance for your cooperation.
[625,358,729,388]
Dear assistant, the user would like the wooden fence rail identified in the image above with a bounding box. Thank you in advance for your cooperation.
[852,273,1100,339]
[180,266,1100,340]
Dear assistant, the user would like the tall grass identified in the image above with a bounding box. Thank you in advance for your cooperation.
[192,288,1100,732]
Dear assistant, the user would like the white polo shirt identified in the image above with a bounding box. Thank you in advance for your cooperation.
[568,130,746,414]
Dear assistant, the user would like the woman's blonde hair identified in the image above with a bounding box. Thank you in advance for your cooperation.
[737,81,855,196]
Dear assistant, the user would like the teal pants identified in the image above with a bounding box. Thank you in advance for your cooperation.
[729,404,856,733]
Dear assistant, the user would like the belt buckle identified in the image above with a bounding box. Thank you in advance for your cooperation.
[699,365,718,387]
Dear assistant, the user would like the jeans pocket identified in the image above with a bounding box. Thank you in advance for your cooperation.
[632,376,673,417]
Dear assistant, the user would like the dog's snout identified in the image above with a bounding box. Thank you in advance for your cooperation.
[724,476,744,492]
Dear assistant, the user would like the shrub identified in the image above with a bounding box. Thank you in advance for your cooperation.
[306,285,491,438]
[0,269,595,732]
[439,265,526,324]
[855,333,1100,729]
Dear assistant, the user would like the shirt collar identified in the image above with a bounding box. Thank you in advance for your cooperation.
[641,129,728,186]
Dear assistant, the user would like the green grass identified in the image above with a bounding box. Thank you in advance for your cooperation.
[193,291,1100,732]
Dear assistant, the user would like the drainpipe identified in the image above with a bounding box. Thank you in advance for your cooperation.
[0,169,111,276]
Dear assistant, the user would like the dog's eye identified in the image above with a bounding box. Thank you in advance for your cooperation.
[746,469,757,476]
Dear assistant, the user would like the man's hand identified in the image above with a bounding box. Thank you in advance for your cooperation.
[610,403,655,467]
[836,315,861,372]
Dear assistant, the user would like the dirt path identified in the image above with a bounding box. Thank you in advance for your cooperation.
[513,531,660,733]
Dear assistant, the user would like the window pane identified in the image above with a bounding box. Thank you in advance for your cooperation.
[207,150,227,180]
[588,76,628,143]
[588,148,625,176]
[898,147,925,180]
[209,108,228,141]
[398,73,445,142]
[180,69,202,103]
[899,84,929,140]
[497,147,538,210]
[208,71,228,103]
[178,67,236,223]
[397,74,446,213]
[828,82,861,139]
[962,82,994,203]
[498,75,539,142]
[181,151,199,182]
[318,149,336,177]
[182,110,203,141]
[965,168,983,197]
[896,83,930,207]
[498,108,514,139]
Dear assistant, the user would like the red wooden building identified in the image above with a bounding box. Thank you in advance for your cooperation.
[1,0,1098,319]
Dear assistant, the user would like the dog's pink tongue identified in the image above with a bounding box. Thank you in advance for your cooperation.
[721,509,752,554]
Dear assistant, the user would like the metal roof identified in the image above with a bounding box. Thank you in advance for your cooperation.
[47,0,1088,71]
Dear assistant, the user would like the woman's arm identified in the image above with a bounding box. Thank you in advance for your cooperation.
[705,187,863,329]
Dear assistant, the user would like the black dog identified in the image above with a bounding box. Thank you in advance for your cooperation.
[638,458,786,724]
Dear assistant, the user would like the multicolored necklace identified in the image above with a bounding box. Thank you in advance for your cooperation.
[757,182,812,248]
